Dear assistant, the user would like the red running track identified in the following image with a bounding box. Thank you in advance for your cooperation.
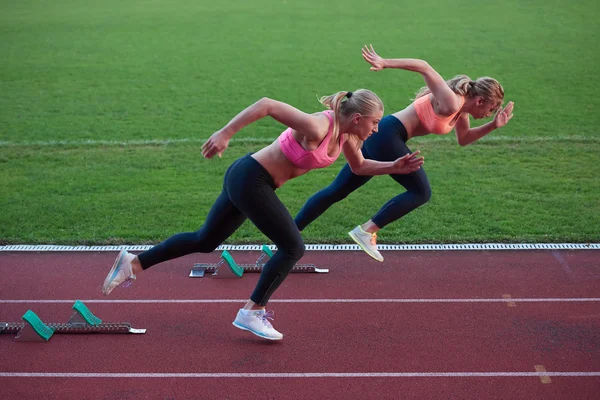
[0,250,599,399]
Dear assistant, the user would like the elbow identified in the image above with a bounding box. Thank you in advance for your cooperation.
[456,132,470,147]
[419,60,433,75]
[256,97,274,114]
[349,162,366,175]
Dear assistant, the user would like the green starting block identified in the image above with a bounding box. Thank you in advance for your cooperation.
[189,250,245,278]
[0,300,146,342]
[18,310,54,341]
[70,300,102,326]
[189,245,329,278]
[255,244,274,265]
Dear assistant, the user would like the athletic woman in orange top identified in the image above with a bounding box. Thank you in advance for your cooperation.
[295,45,515,261]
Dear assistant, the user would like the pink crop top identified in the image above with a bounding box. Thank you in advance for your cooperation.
[413,95,465,134]
[278,110,348,170]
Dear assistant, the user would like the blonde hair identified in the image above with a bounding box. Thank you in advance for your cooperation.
[318,89,384,141]
[415,75,504,111]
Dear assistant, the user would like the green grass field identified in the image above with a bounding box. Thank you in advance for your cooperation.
[1,0,599,244]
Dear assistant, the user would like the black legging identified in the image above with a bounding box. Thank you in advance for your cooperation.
[138,154,304,306]
[295,115,432,230]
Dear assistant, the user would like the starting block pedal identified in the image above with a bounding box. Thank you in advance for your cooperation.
[69,300,102,326]
[189,245,329,278]
[255,244,275,265]
[18,310,55,342]
[189,250,245,278]
[0,300,146,342]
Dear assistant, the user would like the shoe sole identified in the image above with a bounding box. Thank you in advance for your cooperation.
[348,231,384,262]
[232,321,283,341]
[102,250,127,296]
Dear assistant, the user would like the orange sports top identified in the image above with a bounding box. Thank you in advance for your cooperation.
[413,95,465,134]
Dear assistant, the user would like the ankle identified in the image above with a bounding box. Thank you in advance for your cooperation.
[131,256,143,274]
[361,221,380,234]
[242,300,265,311]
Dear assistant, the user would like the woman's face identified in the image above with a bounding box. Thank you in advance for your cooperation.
[353,109,384,140]
[472,98,500,119]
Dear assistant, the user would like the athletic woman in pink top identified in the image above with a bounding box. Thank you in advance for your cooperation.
[296,45,515,262]
[101,89,423,340]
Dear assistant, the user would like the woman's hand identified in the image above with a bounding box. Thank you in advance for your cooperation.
[493,101,514,128]
[362,44,386,71]
[201,130,231,159]
[392,151,424,174]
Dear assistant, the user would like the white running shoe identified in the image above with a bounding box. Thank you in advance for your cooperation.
[348,225,384,262]
[102,250,136,295]
[232,309,283,340]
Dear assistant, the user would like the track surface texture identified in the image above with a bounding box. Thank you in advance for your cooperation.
[1,250,599,399]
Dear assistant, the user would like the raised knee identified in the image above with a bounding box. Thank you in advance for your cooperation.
[420,186,432,204]
[411,184,432,206]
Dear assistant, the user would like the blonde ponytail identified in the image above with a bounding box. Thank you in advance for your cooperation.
[318,91,349,139]
[447,75,472,96]
[319,89,384,139]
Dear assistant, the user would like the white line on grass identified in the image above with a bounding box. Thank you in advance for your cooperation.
[1,298,599,304]
[0,372,598,378]
[1,134,598,148]
[0,137,273,147]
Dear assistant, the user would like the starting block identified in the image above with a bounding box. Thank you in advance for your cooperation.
[0,300,146,342]
[189,245,329,278]
[189,250,245,278]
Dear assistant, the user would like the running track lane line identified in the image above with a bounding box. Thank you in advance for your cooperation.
[1,243,599,251]
[1,298,599,304]
[1,372,599,378]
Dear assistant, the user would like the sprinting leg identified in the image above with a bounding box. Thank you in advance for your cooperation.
[102,157,250,295]
[370,167,432,230]
[224,157,305,307]
[295,162,372,231]
[137,190,247,269]
[102,189,247,295]
[360,116,432,234]
[350,168,431,263]
[349,115,431,261]
[230,186,302,340]
[224,155,309,340]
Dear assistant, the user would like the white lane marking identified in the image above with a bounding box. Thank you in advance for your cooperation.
[0,372,599,378]
[1,298,599,304]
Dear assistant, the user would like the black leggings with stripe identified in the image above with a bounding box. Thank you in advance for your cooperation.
[138,154,304,306]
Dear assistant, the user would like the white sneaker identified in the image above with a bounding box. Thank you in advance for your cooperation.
[348,225,384,262]
[232,309,283,340]
[102,250,136,295]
